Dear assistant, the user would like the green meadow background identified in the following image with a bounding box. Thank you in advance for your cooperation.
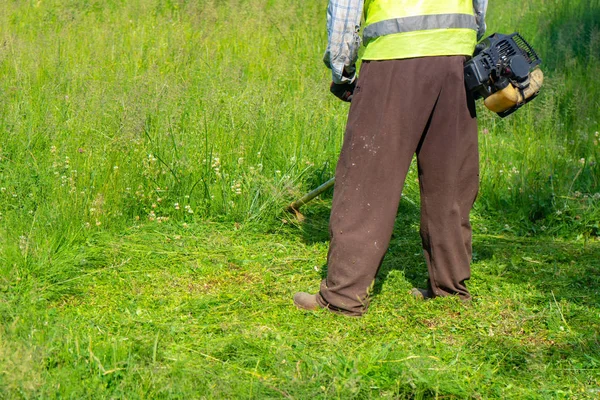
[1,0,599,398]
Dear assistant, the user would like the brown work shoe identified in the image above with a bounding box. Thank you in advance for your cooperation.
[410,287,434,300]
[293,292,321,311]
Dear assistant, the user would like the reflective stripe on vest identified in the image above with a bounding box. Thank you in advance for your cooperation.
[363,13,477,46]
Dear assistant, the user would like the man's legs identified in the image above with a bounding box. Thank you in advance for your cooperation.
[416,57,479,300]
[296,56,478,316]
[315,58,446,316]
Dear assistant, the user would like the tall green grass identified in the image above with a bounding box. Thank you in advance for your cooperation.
[0,0,344,288]
[476,0,600,236]
[1,0,598,252]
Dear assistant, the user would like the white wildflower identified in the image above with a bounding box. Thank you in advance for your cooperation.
[19,236,27,253]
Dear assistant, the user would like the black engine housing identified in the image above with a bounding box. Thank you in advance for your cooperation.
[464,33,541,100]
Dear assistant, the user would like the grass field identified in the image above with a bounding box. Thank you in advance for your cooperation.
[1,0,599,398]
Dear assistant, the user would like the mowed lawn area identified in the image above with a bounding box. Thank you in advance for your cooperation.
[3,213,600,398]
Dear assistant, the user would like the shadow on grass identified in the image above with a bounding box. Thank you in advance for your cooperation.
[539,0,600,72]
[474,235,600,305]
[293,193,600,310]
[294,198,332,246]
[372,200,427,295]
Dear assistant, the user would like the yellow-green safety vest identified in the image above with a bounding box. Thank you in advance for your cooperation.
[362,0,478,60]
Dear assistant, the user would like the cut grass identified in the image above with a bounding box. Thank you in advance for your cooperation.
[2,211,599,398]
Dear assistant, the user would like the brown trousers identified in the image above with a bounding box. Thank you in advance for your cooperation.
[316,56,479,316]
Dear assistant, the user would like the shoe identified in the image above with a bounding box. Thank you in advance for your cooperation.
[293,292,321,311]
[410,287,434,300]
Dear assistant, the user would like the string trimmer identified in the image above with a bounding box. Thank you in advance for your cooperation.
[288,32,543,213]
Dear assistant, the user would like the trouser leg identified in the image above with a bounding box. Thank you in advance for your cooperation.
[316,58,446,316]
[416,56,479,300]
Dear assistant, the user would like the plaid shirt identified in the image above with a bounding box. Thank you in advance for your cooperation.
[324,0,489,84]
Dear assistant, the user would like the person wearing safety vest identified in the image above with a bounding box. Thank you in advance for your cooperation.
[294,0,489,316]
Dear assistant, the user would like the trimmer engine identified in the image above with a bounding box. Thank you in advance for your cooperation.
[464,33,543,117]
